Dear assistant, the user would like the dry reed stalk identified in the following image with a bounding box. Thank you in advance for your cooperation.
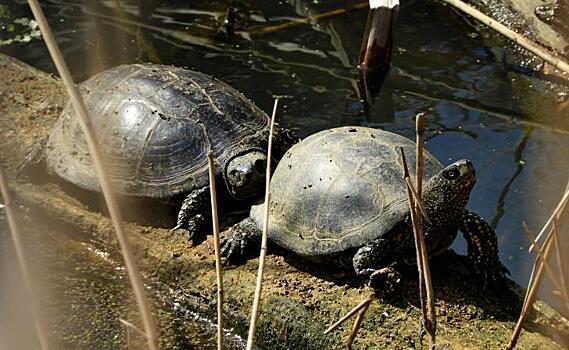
[530,180,569,251]
[119,318,147,338]
[415,113,425,197]
[324,293,375,334]
[27,1,158,349]
[407,113,437,347]
[245,99,278,350]
[404,177,431,224]
[207,151,224,350]
[346,300,371,350]
[400,148,436,348]
[441,0,569,74]
[552,223,569,308]
[506,231,555,349]
[522,223,569,309]
[248,2,368,36]
[0,166,51,350]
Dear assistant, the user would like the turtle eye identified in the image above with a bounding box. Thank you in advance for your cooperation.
[443,167,460,180]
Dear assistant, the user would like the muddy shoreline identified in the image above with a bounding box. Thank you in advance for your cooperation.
[1,54,569,349]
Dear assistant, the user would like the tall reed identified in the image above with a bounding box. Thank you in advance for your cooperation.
[0,165,51,350]
[245,99,278,350]
[27,1,158,348]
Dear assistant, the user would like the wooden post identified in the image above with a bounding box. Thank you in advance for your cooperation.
[224,8,237,37]
[357,0,399,104]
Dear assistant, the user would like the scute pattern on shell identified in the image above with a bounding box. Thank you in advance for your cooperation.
[45,64,269,198]
[250,127,444,257]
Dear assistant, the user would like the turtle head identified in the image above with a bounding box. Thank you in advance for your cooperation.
[423,159,476,220]
[225,151,267,201]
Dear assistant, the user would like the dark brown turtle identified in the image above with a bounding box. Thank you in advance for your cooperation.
[22,63,297,238]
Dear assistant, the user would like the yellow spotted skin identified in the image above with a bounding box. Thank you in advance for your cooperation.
[460,210,509,288]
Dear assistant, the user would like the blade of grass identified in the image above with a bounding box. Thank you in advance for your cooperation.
[27,1,158,349]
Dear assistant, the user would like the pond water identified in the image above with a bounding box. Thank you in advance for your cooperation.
[1,0,569,348]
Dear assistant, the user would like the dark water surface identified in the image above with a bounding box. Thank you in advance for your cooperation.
[1,0,569,348]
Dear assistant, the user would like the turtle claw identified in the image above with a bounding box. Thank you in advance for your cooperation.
[220,233,248,265]
[171,214,207,244]
[220,221,261,265]
[368,267,403,299]
[470,258,510,293]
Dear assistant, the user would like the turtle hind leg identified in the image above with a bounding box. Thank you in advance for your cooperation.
[460,209,510,290]
[18,138,47,179]
[353,238,403,298]
[220,217,261,265]
[173,186,212,243]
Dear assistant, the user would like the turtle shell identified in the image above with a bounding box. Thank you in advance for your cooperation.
[250,126,443,257]
[46,64,268,198]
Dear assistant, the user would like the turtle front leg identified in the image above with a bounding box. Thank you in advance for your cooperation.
[460,210,509,289]
[174,186,211,242]
[353,238,403,298]
[220,218,262,265]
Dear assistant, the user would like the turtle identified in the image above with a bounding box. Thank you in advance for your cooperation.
[220,126,508,293]
[21,63,298,238]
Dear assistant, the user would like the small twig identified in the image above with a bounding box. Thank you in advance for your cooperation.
[0,166,51,350]
[530,180,569,251]
[246,2,368,36]
[27,1,158,349]
[245,99,278,350]
[346,300,371,350]
[507,230,556,350]
[522,223,569,309]
[207,151,224,350]
[324,293,375,334]
[440,0,569,74]
[400,148,436,348]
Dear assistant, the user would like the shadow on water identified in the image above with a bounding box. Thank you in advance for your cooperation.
[1,0,569,346]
